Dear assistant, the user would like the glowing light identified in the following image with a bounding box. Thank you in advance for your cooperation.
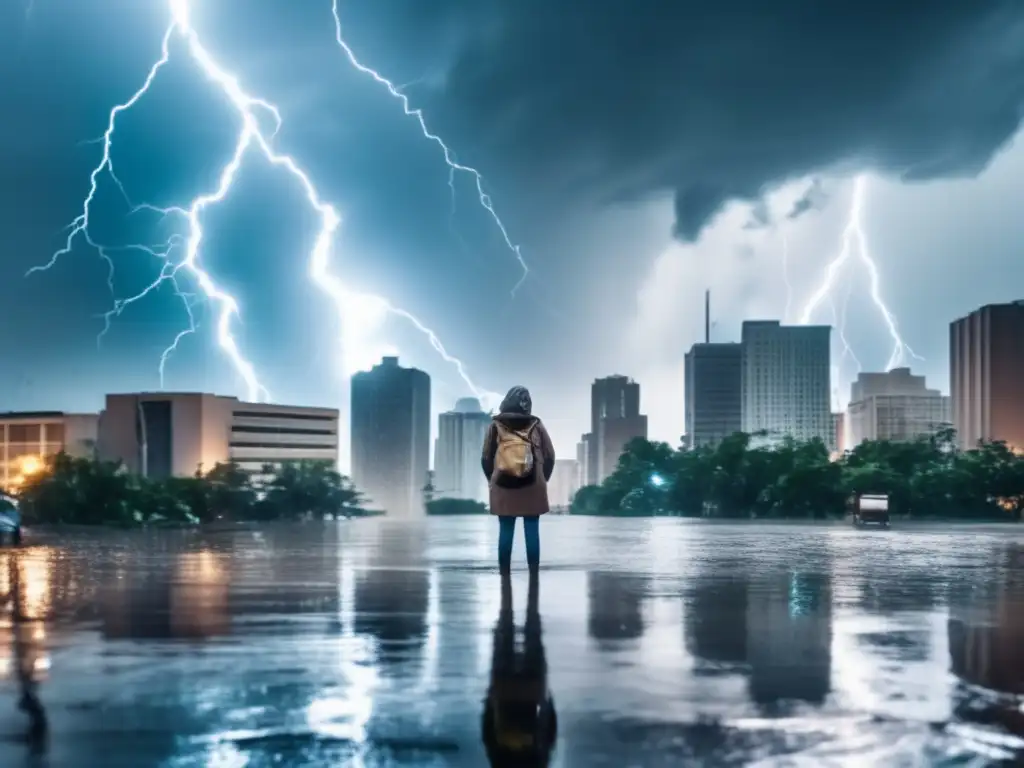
[17,456,43,477]
[27,0,494,406]
[329,0,530,297]
[798,175,918,371]
[649,473,666,488]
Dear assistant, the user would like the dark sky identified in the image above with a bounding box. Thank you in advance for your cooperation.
[2,0,1024,464]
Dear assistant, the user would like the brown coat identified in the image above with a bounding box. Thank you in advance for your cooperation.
[481,414,556,517]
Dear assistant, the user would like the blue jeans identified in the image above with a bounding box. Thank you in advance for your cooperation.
[498,516,540,570]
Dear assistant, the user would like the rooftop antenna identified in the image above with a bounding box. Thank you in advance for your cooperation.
[705,289,710,343]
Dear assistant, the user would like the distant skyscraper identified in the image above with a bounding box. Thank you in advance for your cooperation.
[950,301,1024,451]
[590,376,648,483]
[685,342,742,448]
[741,320,831,445]
[846,368,950,446]
[351,357,431,518]
[576,436,592,487]
[434,397,490,504]
[548,459,580,509]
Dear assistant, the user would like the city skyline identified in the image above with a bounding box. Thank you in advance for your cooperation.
[4,2,1024,463]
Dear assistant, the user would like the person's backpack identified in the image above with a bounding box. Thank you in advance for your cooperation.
[493,422,538,485]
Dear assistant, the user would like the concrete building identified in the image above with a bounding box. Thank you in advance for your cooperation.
[832,411,846,454]
[846,368,950,446]
[577,434,593,486]
[548,458,580,510]
[0,411,99,490]
[98,393,338,479]
[434,397,490,504]
[685,342,742,448]
[590,376,648,484]
[950,301,1024,451]
[351,357,431,518]
[741,321,831,445]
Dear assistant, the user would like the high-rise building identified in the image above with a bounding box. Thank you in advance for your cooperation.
[351,357,431,518]
[741,320,831,445]
[831,411,846,454]
[950,301,1024,451]
[577,433,593,486]
[846,368,950,446]
[590,376,648,483]
[434,397,490,504]
[548,458,580,510]
[685,342,742,448]
[98,393,338,481]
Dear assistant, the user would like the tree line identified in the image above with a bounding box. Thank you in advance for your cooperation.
[10,453,372,526]
[571,428,1024,520]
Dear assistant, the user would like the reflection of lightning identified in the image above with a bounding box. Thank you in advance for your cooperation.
[27,0,496,406]
[799,174,918,371]
[329,0,530,297]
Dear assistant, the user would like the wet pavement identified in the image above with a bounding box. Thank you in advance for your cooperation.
[0,517,1023,766]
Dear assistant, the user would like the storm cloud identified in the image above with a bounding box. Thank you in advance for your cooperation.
[431,0,1024,240]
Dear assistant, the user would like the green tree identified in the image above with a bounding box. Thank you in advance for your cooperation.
[259,461,364,520]
[426,497,488,515]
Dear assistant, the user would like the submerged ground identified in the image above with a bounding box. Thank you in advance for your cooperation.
[0,517,1022,766]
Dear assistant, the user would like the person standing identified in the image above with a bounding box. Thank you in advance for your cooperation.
[481,386,555,572]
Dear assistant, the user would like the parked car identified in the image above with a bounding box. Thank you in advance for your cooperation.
[848,493,890,528]
[0,491,23,545]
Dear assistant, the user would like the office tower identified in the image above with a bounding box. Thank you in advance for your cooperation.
[351,357,431,518]
[831,411,845,453]
[950,301,1024,451]
[577,434,593,486]
[685,343,742,448]
[590,375,648,483]
[741,320,831,445]
[434,397,491,503]
[548,458,580,509]
[846,368,950,446]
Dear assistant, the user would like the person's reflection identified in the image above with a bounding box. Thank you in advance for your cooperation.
[1,551,49,750]
[482,571,557,767]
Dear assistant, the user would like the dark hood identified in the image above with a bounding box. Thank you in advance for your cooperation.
[494,412,538,429]
[499,386,532,416]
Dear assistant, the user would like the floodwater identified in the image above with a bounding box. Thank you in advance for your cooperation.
[0,517,1022,767]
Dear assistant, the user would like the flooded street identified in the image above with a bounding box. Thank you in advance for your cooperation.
[0,517,1022,766]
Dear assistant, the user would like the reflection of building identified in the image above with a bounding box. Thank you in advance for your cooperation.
[351,357,431,517]
[587,572,647,646]
[548,459,580,510]
[0,412,99,489]
[948,546,1024,740]
[951,301,1024,451]
[353,525,431,666]
[685,343,742,448]
[590,376,648,483]
[685,576,748,666]
[99,393,338,479]
[846,368,950,446]
[434,398,490,503]
[746,571,832,707]
[741,321,831,445]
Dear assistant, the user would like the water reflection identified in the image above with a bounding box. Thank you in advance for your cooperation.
[686,573,749,670]
[587,572,648,646]
[0,550,50,750]
[948,544,1024,758]
[482,570,557,767]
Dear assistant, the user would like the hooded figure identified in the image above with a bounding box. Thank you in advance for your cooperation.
[482,386,555,570]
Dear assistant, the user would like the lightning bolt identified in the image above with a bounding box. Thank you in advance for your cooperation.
[27,0,497,408]
[798,174,918,372]
[329,0,530,297]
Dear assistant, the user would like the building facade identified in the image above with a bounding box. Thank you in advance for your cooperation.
[846,368,950,446]
[434,397,490,504]
[950,301,1024,451]
[351,357,431,518]
[741,321,831,445]
[98,393,338,479]
[576,436,592,488]
[590,376,648,484]
[685,342,742,448]
[548,458,580,510]
[0,411,99,490]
